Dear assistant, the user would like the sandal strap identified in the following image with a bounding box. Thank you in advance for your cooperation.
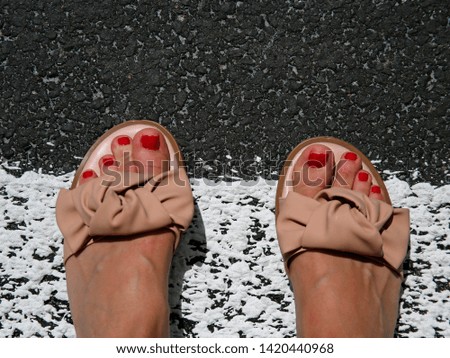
[276,187,410,274]
[56,169,194,263]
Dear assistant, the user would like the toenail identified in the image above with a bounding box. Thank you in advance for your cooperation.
[102,157,115,167]
[307,152,328,168]
[141,135,160,150]
[118,136,131,145]
[371,185,381,194]
[358,171,369,181]
[82,170,95,179]
[344,152,358,161]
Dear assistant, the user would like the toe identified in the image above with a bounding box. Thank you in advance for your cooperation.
[111,135,132,167]
[352,170,372,195]
[98,155,118,175]
[292,144,334,198]
[131,128,170,178]
[79,169,98,185]
[333,151,362,189]
[369,185,385,201]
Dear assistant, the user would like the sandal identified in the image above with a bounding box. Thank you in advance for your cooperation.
[56,120,194,264]
[275,137,410,276]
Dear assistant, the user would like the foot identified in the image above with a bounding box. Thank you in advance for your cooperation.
[78,128,170,185]
[66,128,175,337]
[289,146,402,337]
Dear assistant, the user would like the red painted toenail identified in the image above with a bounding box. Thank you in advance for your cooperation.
[141,135,160,150]
[82,170,95,179]
[307,152,327,168]
[358,172,369,181]
[117,136,131,145]
[102,157,115,167]
[344,152,357,161]
[371,185,381,194]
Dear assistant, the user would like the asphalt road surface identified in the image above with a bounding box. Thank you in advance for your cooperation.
[0,0,449,183]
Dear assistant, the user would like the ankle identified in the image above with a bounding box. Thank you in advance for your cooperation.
[295,292,384,337]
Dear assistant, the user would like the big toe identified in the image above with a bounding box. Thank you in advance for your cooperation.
[292,144,334,198]
[131,128,171,178]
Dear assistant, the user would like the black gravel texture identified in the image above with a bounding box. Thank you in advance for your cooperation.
[1,0,449,184]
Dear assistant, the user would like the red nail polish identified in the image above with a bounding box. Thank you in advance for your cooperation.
[358,172,369,182]
[102,157,115,167]
[371,185,381,194]
[141,135,160,150]
[82,170,95,179]
[307,152,327,168]
[344,152,357,161]
[117,136,131,145]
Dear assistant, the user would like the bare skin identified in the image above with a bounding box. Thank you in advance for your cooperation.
[67,136,401,337]
[288,144,402,337]
[65,128,174,337]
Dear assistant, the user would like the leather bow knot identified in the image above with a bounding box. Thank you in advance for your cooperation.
[276,188,410,273]
[56,170,194,263]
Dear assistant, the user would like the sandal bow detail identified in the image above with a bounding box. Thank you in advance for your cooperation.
[56,169,193,264]
[275,137,410,276]
[55,120,194,264]
[277,187,410,274]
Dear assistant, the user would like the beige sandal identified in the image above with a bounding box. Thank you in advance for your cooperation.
[56,120,194,264]
[275,137,410,276]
